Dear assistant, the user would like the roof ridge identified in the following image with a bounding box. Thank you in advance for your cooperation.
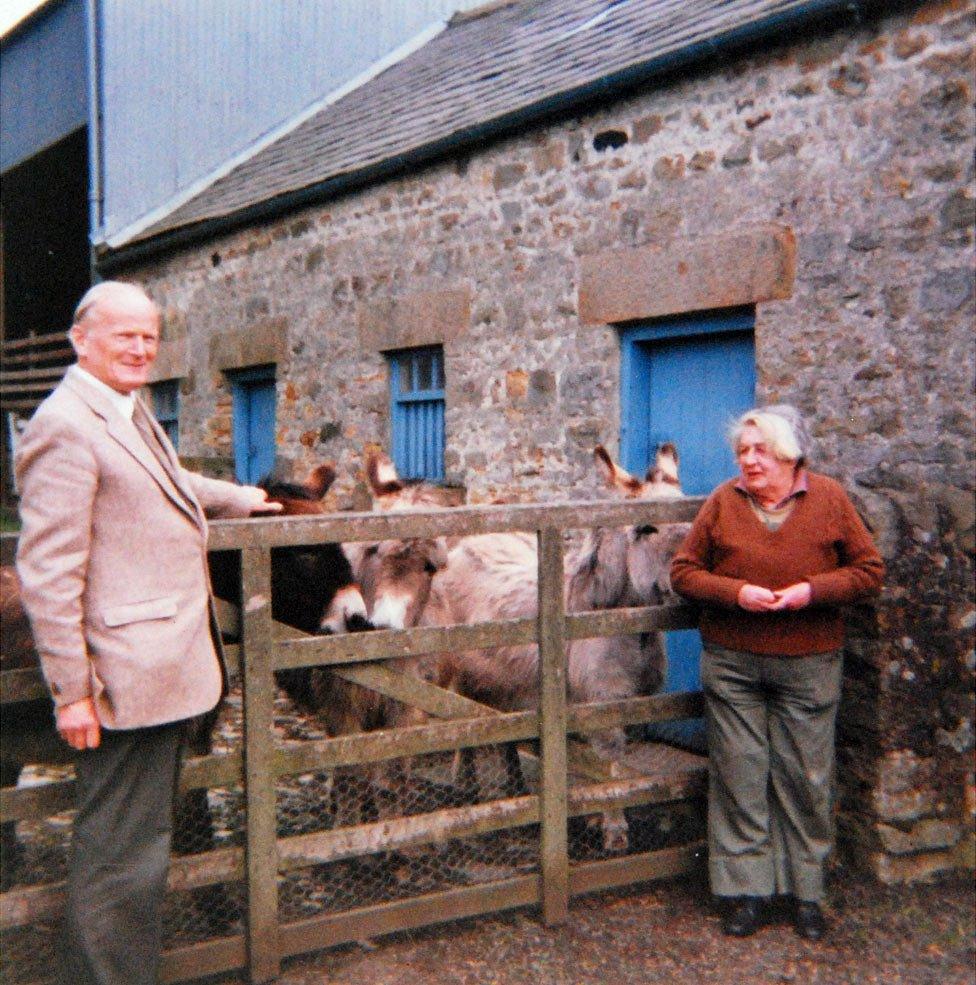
[449,0,523,26]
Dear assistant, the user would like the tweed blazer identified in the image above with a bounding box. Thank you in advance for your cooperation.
[15,367,257,729]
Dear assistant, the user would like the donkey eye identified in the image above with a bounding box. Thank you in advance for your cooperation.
[635,524,658,538]
[364,544,379,557]
[423,560,439,575]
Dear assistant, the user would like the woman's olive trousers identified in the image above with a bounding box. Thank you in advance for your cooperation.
[701,645,843,903]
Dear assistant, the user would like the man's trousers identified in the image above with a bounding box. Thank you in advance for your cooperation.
[59,719,185,985]
[701,645,843,903]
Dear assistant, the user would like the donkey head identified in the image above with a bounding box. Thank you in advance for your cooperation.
[593,443,682,500]
[356,537,450,630]
[568,444,687,612]
[257,463,371,635]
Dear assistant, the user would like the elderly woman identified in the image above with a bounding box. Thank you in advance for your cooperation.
[670,405,883,941]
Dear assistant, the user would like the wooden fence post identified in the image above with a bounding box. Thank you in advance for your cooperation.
[537,526,568,925]
[240,546,280,982]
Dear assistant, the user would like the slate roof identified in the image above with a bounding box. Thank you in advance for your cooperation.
[107,0,856,259]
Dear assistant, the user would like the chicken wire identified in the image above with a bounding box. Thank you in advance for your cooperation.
[0,677,705,984]
[0,687,249,984]
[273,676,542,926]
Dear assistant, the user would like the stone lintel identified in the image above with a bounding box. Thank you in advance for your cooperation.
[210,318,289,371]
[578,224,796,325]
[358,287,471,352]
[147,336,189,383]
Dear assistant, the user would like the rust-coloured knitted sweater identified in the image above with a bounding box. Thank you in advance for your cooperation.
[670,472,884,656]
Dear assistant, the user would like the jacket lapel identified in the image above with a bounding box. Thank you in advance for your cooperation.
[62,370,203,528]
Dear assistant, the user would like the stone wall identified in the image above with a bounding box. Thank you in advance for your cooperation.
[127,0,975,880]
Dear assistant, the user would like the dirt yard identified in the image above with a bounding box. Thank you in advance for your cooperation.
[225,866,975,985]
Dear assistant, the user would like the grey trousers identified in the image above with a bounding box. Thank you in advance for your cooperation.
[701,645,843,903]
[59,720,185,985]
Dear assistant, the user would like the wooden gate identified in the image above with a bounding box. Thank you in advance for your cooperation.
[0,495,706,984]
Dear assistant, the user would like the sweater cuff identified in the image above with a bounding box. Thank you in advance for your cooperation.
[806,573,834,605]
[718,578,749,610]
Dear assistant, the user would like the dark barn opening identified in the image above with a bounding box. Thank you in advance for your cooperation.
[2,126,90,342]
[0,126,90,506]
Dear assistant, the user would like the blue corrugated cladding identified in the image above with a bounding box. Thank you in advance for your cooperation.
[0,0,88,173]
[151,378,180,450]
[96,0,483,240]
[391,347,445,481]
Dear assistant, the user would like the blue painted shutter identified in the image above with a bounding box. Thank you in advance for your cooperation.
[620,308,756,749]
[151,379,180,450]
[391,347,445,481]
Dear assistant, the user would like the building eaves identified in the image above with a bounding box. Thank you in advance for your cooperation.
[99,0,893,271]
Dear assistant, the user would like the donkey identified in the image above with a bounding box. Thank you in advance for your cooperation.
[234,464,398,826]
[247,463,465,827]
[355,446,687,849]
[362,444,685,726]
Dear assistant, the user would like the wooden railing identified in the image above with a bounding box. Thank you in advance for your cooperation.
[0,334,74,413]
[0,496,706,984]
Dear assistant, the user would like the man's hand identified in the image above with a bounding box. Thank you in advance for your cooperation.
[240,486,284,515]
[769,582,812,611]
[56,697,101,750]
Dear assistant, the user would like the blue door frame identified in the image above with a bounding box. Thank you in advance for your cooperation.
[620,307,756,747]
[229,365,277,485]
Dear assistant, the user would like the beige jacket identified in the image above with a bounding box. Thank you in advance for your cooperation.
[15,367,256,729]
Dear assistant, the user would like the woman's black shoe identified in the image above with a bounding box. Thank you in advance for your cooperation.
[794,901,827,941]
[721,896,764,937]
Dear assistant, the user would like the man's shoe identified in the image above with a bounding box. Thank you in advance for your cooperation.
[721,896,764,937]
[794,901,827,941]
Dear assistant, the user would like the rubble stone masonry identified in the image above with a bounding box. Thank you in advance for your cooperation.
[131,1,974,880]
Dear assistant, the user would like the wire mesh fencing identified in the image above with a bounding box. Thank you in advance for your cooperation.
[1,497,708,984]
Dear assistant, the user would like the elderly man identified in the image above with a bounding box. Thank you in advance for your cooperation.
[15,281,280,985]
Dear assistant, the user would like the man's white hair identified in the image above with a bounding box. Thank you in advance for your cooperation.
[71,281,158,329]
[729,404,811,465]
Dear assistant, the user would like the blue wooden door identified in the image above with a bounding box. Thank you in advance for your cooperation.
[230,367,277,485]
[620,308,756,746]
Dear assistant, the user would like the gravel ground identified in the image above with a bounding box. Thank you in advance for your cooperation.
[258,867,974,985]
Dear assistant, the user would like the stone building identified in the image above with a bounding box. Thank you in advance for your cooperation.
[99,0,974,882]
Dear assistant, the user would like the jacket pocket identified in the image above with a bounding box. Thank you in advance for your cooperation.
[102,596,178,627]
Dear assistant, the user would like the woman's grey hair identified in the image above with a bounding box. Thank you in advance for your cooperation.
[728,404,812,466]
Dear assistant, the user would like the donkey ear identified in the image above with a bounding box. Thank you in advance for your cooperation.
[594,445,641,495]
[642,442,683,498]
[366,451,403,498]
[645,442,679,485]
[305,463,337,499]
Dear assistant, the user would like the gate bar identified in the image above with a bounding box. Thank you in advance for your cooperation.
[537,526,568,925]
[240,546,280,983]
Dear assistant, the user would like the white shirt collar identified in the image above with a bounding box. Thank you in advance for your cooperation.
[72,365,137,420]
